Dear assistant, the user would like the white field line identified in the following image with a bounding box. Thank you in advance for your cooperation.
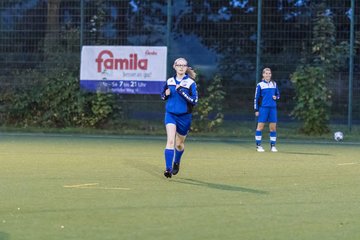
[63,183,99,188]
[63,183,130,190]
[337,162,358,166]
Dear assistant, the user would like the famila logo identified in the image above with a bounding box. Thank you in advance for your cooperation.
[95,50,148,72]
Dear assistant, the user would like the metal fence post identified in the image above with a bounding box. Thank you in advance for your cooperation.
[167,0,172,77]
[80,0,84,50]
[256,0,262,85]
[348,0,355,131]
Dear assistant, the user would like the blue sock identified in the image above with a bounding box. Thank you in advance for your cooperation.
[270,131,277,146]
[255,130,262,146]
[164,149,174,171]
[174,149,184,164]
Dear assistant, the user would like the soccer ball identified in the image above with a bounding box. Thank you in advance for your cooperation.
[334,131,344,142]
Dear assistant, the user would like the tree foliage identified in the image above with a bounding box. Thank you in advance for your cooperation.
[192,74,226,132]
[0,0,357,132]
[0,67,116,128]
[291,3,349,135]
[291,66,331,134]
[0,0,118,129]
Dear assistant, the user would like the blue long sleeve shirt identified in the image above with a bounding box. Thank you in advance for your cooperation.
[161,74,198,115]
[254,80,280,111]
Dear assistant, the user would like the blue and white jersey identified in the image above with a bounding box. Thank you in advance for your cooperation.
[254,80,280,111]
[161,74,198,115]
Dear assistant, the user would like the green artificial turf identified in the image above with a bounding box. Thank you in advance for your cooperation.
[1,133,360,240]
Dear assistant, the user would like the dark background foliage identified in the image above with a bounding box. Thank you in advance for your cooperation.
[0,0,359,134]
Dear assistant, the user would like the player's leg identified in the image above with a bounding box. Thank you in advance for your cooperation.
[255,107,268,152]
[172,113,191,175]
[269,108,278,152]
[164,113,177,178]
[164,123,176,177]
[255,122,265,152]
[173,133,186,175]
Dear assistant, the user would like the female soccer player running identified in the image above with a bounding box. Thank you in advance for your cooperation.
[254,68,280,152]
[160,58,198,178]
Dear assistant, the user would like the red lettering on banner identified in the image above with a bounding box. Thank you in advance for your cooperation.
[95,50,148,72]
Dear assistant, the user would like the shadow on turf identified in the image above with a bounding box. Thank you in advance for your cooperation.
[280,151,331,156]
[0,232,10,240]
[173,178,268,194]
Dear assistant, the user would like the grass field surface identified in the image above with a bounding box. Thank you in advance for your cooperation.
[1,133,360,240]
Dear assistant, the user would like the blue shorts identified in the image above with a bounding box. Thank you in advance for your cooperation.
[165,112,192,136]
[258,107,277,123]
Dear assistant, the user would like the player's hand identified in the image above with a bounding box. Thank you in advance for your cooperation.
[273,95,277,100]
[165,88,170,96]
[255,111,259,117]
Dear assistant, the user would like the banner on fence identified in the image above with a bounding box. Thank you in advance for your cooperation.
[80,46,167,94]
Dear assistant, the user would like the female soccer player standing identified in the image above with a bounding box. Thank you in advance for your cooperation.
[254,68,280,152]
[161,58,198,178]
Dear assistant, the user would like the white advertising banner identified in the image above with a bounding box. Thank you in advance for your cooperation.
[80,46,167,94]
